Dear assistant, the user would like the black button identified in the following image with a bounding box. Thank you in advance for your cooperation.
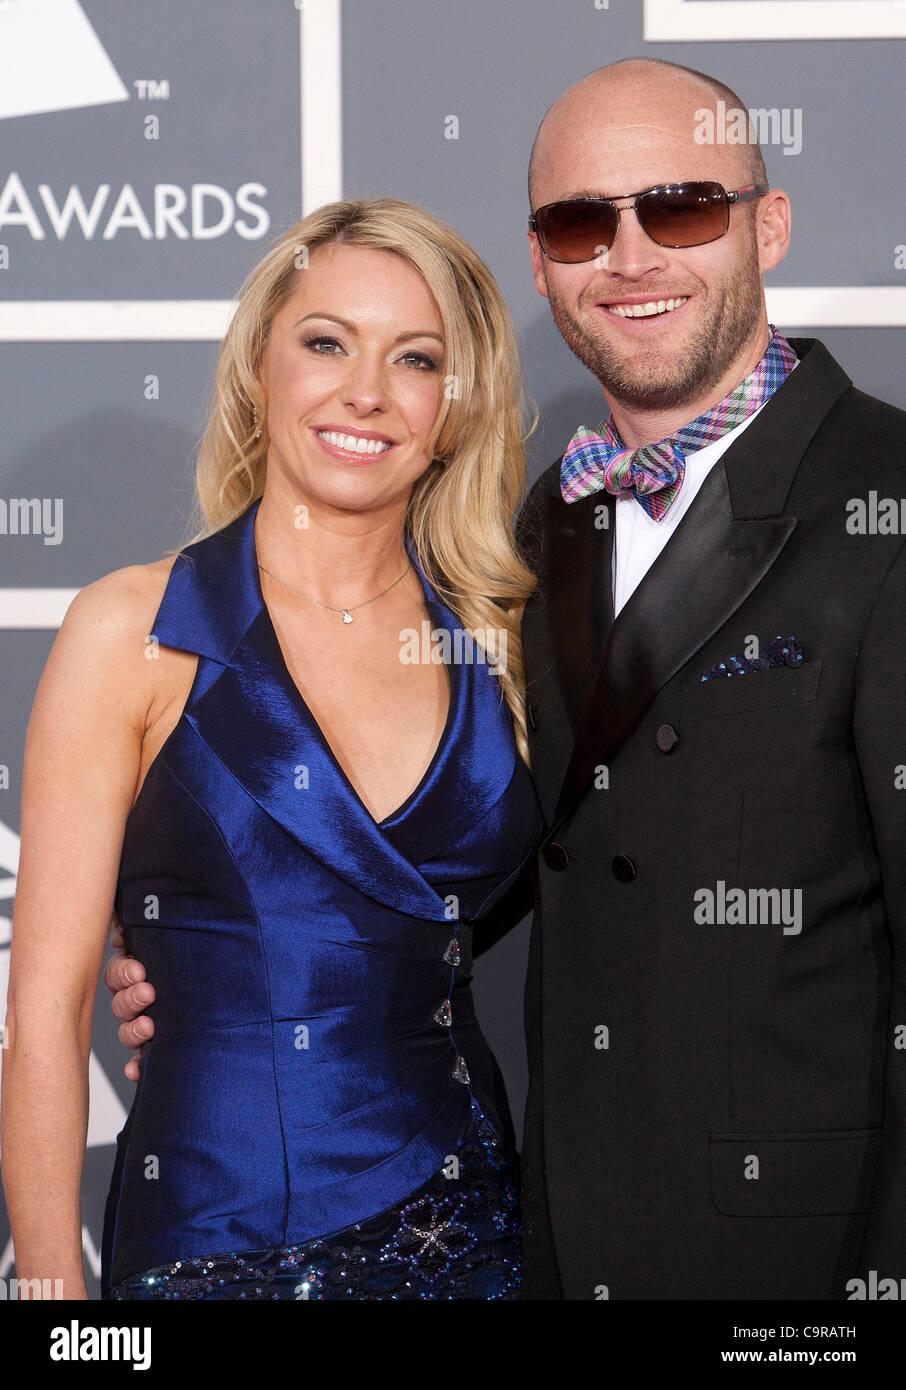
[656,723,679,753]
[544,841,569,871]
[612,854,636,882]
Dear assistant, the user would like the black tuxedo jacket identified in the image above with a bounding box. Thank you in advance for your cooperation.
[516,338,906,1299]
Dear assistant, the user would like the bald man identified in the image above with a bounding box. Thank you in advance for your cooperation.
[517,57,906,1299]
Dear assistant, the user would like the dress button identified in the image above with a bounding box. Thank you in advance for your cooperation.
[656,723,679,753]
[543,841,569,871]
[433,999,452,1028]
[612,854,636,882]
[452,1056,470,1084]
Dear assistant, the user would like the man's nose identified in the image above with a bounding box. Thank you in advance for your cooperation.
[601,203,671,279]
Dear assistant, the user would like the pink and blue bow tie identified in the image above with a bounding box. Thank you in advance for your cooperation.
[561,426,685,522]
[560,327,799,521]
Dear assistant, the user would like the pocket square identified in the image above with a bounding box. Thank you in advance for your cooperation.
[700,635,804,682]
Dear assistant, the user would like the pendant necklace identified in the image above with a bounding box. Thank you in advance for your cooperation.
[257,558,409,624]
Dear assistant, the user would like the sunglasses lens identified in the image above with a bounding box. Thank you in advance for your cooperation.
[534,200,618,263]
[636,182,729,248]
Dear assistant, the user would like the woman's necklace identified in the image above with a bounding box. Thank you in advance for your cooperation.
[256,558,409,624]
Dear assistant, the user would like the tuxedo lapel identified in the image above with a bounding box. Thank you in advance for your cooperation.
[551,462,794,830]
[547,337,852,837]
[545,488,614,734]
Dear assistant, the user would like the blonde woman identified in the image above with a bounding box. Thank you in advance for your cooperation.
[2,198,543,1300]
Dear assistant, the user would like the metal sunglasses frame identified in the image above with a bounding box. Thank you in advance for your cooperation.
[528,181,770,261]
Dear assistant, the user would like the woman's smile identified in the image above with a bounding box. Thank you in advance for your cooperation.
[310,423,398,465]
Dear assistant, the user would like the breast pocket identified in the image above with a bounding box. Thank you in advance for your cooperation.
[681,660,822,721]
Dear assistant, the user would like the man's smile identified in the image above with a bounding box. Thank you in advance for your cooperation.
[603,295,690,319]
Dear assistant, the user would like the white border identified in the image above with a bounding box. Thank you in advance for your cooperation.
[0,590,80,627]
[644,0,906,41]
[764,287,906,327]
[301,0,343,213]
[2,288,906,341]
[0,300,236,341]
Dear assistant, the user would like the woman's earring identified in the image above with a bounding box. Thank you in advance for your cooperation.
[252,406,263,439]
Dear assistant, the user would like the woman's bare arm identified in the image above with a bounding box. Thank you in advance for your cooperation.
[1,564,164,1298]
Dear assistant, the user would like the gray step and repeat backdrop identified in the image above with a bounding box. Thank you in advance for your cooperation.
[1,0,904,1298]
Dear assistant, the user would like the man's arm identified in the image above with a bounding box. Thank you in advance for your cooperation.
[852,537,906,1282]
[104,915,155,1082]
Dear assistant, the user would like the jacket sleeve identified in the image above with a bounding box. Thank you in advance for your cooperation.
[852,537,906,1282]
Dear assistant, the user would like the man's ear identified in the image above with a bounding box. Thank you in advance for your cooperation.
[757,189,791,275]
[528,229,550,299]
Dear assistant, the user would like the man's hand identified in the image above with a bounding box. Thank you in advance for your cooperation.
[104,913,155,1082]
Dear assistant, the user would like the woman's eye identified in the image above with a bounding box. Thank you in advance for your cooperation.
[300,337,438,370]
[302,335,343,354]
[399,351,439,371]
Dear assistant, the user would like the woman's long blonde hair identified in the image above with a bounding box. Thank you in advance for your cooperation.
[182,196,537,762]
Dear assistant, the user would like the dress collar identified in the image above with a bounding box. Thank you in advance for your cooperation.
[148,496,529,921]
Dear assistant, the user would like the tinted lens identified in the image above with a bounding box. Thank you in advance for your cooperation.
[534,200,619,263]
[636,182,729,248]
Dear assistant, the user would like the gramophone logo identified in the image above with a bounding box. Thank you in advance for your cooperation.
[0,0,129,122]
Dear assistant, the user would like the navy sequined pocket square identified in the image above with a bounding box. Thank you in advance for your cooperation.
[701,635,804,682]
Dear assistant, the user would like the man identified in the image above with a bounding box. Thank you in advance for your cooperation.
[107,57,906,1300]
[516,57,906,1299]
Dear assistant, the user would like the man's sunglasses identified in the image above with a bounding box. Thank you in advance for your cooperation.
[528,181,769,263]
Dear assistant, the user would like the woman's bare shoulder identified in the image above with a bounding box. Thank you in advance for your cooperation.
[61,554,178,643]
[24,556,187,782]
[45,555,186,725]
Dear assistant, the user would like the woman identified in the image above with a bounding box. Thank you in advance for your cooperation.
[2,197,544,1300]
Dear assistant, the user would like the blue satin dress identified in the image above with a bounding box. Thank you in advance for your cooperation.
[101,496,543,1300]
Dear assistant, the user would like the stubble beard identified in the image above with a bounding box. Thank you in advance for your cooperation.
[545,243,766,414]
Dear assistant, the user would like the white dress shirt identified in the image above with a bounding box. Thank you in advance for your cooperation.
[612,401,770,617]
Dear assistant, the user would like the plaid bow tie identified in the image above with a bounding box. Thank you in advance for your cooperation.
[561,427,685,522]
[560,326,799,522]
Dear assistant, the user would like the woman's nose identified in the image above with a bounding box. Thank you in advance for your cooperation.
[340,354,391,414]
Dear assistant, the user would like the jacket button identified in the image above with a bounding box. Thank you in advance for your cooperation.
[612,854,636,882]
[544,841,570,871]
[656,723,679,753]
